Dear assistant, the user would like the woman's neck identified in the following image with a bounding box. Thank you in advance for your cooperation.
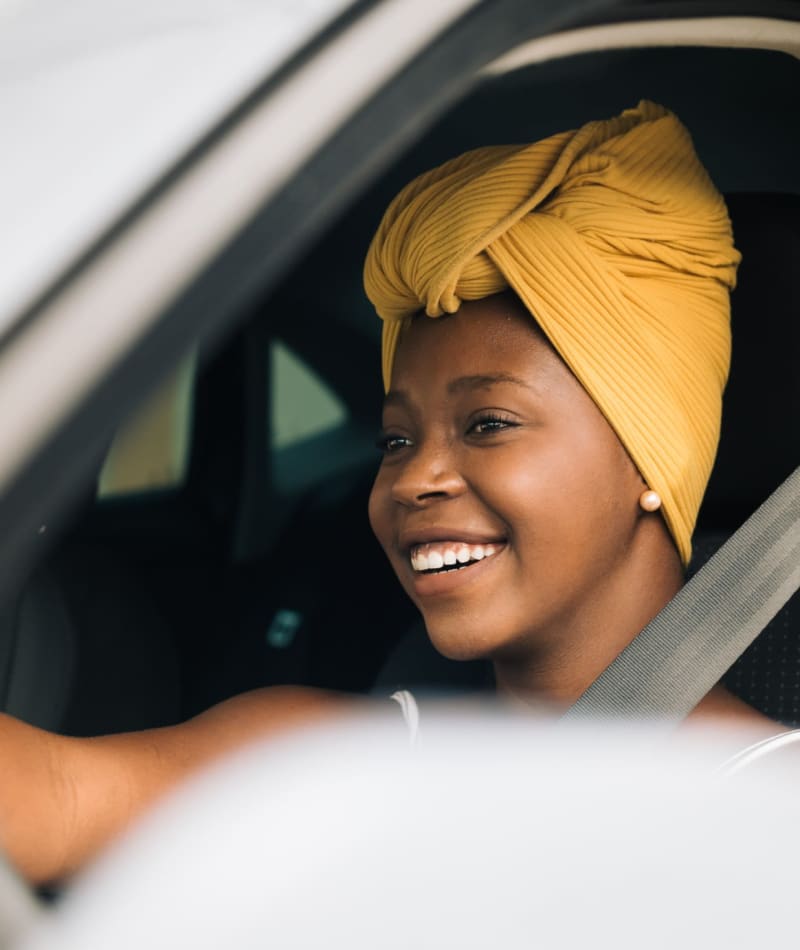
[492,523,684,711]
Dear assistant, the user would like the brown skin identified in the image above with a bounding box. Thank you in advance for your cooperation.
[369,292,776,724]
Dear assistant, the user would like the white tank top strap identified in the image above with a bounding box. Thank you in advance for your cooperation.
[390,689,420,746]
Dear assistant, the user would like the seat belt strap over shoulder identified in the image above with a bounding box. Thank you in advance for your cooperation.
[563,466,800,724]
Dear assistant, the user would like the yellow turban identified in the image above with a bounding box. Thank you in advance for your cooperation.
[363,100,740,566]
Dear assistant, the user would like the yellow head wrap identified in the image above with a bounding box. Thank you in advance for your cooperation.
[363,100,740,566]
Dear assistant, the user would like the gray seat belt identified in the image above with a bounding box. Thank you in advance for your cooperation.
[563,465,800,724]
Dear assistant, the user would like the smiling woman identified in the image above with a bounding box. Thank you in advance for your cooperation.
[369,293,683,704]
[0,95,782,889]
[364,99,778,722]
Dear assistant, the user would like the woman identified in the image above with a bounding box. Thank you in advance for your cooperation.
[0,101,780,884]
[362,98,769,719]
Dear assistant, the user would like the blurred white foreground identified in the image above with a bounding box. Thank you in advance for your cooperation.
[16,708,800,949]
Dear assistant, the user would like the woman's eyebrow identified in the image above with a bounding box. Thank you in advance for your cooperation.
[383,373,536,408]
[383,389,410,409]
[447,372,536,394]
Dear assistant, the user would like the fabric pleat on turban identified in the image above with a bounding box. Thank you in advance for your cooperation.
[363,100,740,566]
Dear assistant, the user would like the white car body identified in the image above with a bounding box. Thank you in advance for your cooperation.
[0,0,798,944]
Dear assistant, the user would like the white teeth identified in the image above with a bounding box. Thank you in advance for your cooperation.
[409,541,504,572]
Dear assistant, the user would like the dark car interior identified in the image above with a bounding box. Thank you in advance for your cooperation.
[1,42,797,740]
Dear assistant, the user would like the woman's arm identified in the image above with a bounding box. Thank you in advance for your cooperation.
[0,687,349,884]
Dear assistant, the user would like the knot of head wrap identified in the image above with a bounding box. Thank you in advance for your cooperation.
[363,100,741,566]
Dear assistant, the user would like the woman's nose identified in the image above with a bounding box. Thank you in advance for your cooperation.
[390,441,466,508]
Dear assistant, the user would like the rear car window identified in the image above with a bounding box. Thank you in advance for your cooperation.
[270,340,347,451]
[97,350,198,499]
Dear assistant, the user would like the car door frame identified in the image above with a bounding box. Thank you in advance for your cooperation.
[0,0,797,606]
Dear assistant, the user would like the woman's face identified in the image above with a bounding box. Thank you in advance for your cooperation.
[368,292,654,664]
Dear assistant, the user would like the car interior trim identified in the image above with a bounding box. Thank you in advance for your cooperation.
[485,16,800,74]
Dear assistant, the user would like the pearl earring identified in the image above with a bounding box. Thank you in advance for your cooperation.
[639,489,662,512]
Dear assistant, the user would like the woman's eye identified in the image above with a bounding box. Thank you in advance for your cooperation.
[376,432,412,454]
[469,414,517,435]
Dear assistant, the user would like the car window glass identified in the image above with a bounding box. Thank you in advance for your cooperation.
[97,349,198,499]
[270,340,347,451]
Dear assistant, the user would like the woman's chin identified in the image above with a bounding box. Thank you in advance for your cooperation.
[425,622,497,664]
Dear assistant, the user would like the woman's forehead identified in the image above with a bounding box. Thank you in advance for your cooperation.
[391,295,556,387]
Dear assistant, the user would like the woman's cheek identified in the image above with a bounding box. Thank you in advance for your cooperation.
[367,472,392,551]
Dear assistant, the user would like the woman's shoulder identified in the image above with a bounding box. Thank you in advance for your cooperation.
[687,683,784,738]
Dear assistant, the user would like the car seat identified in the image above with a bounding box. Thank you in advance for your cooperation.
[0,531,181,736]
